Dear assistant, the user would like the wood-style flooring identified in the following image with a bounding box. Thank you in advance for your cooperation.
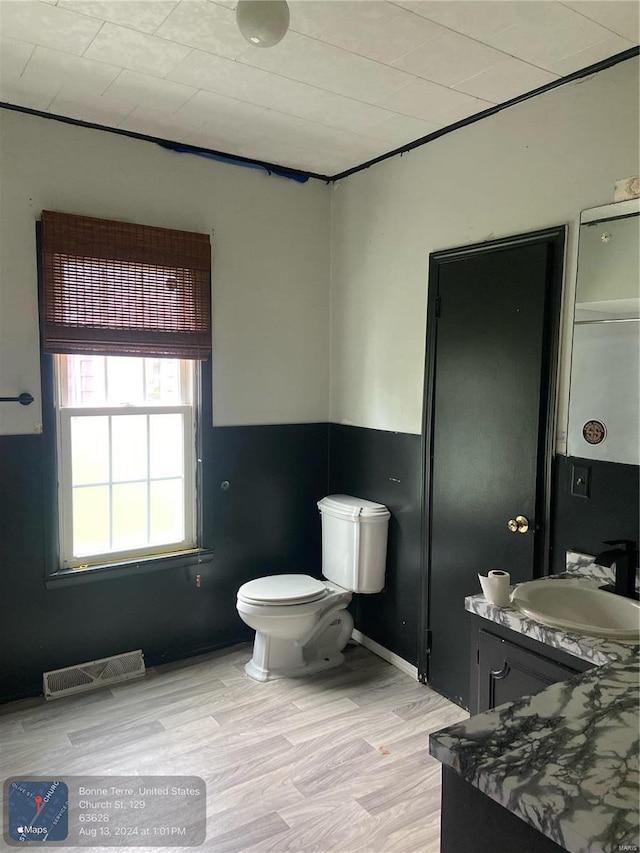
[0,642,468,852]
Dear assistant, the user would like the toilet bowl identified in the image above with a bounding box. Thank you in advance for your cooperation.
[237,574,354,681]
[236,495,390,682]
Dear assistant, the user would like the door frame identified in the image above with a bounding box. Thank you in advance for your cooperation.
[417,226,566,684]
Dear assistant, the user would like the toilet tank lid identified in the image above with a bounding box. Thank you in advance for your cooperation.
[237,574,327,605]
[318,494,390,519]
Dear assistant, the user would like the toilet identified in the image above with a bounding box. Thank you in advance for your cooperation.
[236,494,391,682]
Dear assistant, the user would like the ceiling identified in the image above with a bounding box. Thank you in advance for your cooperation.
[0,0,638,178]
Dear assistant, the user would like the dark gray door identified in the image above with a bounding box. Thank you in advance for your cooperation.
[423,228,565,708]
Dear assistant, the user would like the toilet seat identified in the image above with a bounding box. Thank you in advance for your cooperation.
[237,574,327,606]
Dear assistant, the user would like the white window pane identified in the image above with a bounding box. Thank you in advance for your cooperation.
[60,355,192,407]
[150,480,184,545]
[112,415,148,482]
[73,485,109,556]
[145,359,183,404]
[112,482,148,551]
[71,416,109,485]
[107,357,144,405]
[64,355,106,407]
[149,414,183,479]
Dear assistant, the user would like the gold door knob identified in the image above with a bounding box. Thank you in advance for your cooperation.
[507,515,529,534]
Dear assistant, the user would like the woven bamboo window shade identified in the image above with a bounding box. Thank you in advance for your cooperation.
[40,211,212,359]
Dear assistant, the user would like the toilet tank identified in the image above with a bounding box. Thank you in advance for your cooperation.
[317,495,390,593]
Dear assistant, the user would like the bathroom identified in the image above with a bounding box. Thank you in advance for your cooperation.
[0,30,638,853]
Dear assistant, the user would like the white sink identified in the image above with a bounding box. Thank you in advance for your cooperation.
[510,579,640,640]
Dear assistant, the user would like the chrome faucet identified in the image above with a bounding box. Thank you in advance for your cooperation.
[595,539,639,600]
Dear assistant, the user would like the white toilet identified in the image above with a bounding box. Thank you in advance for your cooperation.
[236,494,391,682]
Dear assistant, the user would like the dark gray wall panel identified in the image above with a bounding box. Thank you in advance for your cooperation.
[328,424,422,666]
[551,455,639,572]
[4,422,634,704]
[206,424,328,585]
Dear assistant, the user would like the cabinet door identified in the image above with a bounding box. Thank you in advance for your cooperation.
[476,629,580,712]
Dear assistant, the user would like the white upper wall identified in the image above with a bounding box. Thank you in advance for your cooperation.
[0,110,331,435]
[2,59,638,440]
[329,58,640,442]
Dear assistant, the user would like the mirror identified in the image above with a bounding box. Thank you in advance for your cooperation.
[567,200,639,465]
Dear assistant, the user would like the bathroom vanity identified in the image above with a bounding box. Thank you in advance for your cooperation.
[429,555,640,853]
[470,618,593,715]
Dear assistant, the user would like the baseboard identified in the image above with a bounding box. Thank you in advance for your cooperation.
[351,629,418,680]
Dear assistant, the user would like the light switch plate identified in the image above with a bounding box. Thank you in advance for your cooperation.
[571,464,591,499]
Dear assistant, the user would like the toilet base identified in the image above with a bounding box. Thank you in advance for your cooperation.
[244,607,354,682]
[245,650,346,682]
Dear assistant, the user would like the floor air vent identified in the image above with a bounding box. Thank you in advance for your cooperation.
[43,649,145,700]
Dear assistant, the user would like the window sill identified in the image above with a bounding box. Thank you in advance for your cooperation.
[45,548,214,589]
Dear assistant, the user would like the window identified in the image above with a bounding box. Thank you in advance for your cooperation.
[56,354,196,568]
[39,210,211,573]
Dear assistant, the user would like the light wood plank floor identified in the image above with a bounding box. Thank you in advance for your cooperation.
[1,643,468,852]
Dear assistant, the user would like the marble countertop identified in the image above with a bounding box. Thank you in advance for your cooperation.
[429,554,640,853]
[464,579,636,668]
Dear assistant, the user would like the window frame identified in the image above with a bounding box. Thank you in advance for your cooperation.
[56,392,198,570]
[50,355,203,577]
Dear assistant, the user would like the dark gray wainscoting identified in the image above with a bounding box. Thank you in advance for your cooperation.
[551,455,639,573]
[328,424,422,666]
[0,423,329,703]
[7,428,632,703]
[205,423,329,585]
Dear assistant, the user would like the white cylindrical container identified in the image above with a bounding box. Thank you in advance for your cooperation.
[318,495,390,593]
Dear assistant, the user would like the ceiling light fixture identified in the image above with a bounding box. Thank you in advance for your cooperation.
[236,0,290,48]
